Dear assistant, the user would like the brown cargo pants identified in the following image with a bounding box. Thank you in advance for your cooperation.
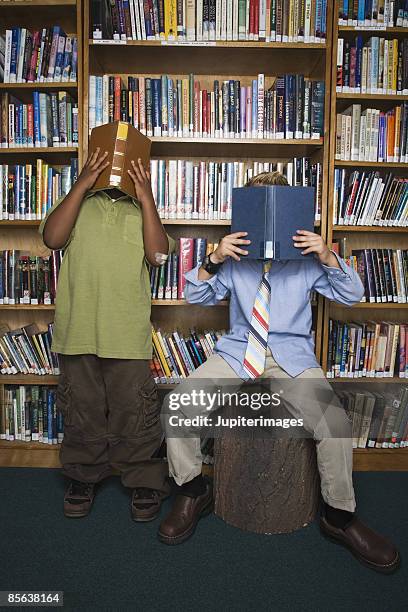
[57,354,169,494]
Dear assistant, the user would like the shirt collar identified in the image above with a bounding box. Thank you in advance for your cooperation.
[85,189,140,206]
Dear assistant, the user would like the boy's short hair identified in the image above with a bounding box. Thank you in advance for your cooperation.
[245,171,289,187]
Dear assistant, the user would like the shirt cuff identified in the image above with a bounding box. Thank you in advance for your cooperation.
[184,263,220,287]
[321,251,351,279]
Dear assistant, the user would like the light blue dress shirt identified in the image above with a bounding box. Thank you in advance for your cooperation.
[184,254,365,378]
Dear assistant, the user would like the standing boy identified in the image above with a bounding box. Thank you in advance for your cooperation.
[158,171,400,574]
[40,148,174,521]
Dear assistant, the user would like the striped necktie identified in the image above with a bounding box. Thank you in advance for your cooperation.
[243,261,272,379]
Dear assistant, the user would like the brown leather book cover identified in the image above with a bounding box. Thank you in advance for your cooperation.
[88,121,151,199]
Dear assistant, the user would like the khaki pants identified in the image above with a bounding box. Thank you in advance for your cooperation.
[164,350,356,512]
[58,354,169,494]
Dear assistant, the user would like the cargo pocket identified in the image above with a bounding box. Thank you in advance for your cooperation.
[140,376,160,428]
[56,377,72,427]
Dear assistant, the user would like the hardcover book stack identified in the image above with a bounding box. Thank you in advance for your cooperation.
[344,248,408,303]
[150,158,322,221]
[338,386,408,449]
[0,27,78,84]
[0,323,59,376]
[91,0,328,43]
[151,325,223,382]
[0,91,79,148]
[338,0,408,26]
[0,385,62,445]
[336,36,408,95]
[0,250,63,306]
[88,73,325,140]
[327,320,408,379]
[332,169,408,226]
[335,102,408,163]
[0,160,78,220]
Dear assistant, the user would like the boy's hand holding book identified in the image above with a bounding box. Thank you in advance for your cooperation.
[293,230,340,269]
[210,232,251,264]
[77,148,109,193]
[127,159,155,207]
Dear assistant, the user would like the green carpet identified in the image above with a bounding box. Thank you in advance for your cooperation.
[0,469,406,611]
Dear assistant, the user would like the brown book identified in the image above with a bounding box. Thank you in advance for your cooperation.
[88,121,151,199]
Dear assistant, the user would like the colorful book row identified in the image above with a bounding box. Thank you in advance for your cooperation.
[91,0,328,43]
[88,73,325,140]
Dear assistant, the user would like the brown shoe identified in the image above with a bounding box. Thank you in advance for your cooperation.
[131,488,167,522]
[320,516,400,574]
[157,481,213,545]
[64,480,96,518]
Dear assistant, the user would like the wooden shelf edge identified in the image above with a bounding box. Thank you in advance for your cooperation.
[89,39,327,49]
[337,92,408,100]
[0,442,406,470]
[0,147,78,153]
[0,82,77,89]
[333,225,408,232]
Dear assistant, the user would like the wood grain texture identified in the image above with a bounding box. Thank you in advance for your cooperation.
[214,436,320,534]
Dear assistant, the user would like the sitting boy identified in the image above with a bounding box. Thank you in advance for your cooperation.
[158,171,399,574]
[40,148,174,521]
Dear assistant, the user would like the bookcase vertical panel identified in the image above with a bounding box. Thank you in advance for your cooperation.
[0,0,83,468]
[321,1,408,471]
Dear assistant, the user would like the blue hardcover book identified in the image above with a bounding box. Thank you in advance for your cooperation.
[358,0,365,24]
[10,28,19,82]
[33,91,41,147]
[251,79,257,134]
[231,185,315,260]
[152,78,162,135]
[47,389,53,445]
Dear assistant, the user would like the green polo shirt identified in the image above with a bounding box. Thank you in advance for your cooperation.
[39,190,175,359]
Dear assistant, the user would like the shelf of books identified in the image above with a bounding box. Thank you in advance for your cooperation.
[320,1,408,471]
[0,0,82,467]
[0,0,333,468]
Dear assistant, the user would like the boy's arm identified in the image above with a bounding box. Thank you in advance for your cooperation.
[185,232,250,305]
[294,230,365,305]
[185,261,231,305]
[128,159,170,265]
[42,149,109,249]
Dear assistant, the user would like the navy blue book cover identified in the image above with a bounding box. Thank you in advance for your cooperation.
[231,185,315,260]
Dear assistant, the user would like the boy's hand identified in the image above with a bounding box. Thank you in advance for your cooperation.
[293,230,340,268]
[211,232,251,263]
[128,159,154,205]
[77,148,109,191]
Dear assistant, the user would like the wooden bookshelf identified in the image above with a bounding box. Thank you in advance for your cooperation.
[0,0,83,466]
[320,2,408,471]
[2,1,407,472]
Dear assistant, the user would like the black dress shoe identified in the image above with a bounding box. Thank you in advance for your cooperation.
[157,480,213,545]
[320,516,400,574]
